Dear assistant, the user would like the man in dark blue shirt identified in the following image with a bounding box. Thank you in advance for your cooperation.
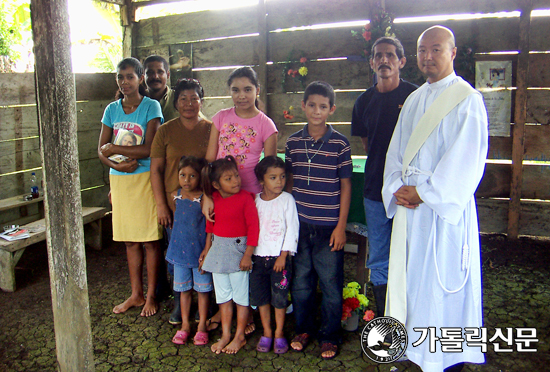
[351,37,417,317]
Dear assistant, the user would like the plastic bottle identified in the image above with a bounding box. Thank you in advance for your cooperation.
[30,172,39,199]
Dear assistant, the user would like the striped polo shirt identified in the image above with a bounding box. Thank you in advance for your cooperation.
[285,124,352,226]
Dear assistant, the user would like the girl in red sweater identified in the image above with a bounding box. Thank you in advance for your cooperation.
[199,155,260,355]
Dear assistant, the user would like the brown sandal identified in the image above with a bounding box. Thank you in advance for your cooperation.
[320,342,338,360]
[290,333,310,351]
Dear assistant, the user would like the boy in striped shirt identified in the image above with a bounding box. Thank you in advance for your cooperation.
[285,81,352,359]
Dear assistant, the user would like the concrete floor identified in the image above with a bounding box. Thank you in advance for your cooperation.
[0,234,548,371]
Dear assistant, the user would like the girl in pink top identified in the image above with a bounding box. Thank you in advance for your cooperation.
[203,66,277,336]
[205,66,278,194]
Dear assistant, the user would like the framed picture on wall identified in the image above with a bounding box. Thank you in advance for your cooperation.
[475,60,513,137]
[168,44,192,87]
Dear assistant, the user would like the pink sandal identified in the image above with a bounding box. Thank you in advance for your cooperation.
[172,330,189,345]
[193,331,209,346]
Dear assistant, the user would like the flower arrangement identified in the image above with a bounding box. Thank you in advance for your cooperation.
[342,282,370,321]
[351,6,397,59]
[283,105,295,120]
[281,51,309,91]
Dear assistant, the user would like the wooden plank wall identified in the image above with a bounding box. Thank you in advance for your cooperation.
[0,73,117,225]
[131,0,550,236]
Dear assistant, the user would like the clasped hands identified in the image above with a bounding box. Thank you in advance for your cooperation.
[393,185,422,209]
[100,143,138,173]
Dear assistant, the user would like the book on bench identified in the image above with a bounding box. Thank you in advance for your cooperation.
[1,227,30,241]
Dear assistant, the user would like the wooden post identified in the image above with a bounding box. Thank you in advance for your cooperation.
[257,0,268,111]
[121,0,135,58]
[507,1,532,239]
[29,0,95,370]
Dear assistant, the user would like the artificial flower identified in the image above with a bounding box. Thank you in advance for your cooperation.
[300,57,307,63]
[357,293,369,307]
[284,113,294,120]
[342,282,371,321]
[363,30,372,41]
[363,310,375,322]
[343,287,358,299]
[344,297,360,310]
[298,66,308,76]
[287,69,294,76]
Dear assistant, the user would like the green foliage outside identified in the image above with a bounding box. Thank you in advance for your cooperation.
[86,0,122,72]
[0,0,31,71]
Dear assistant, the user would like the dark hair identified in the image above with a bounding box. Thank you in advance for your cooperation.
[143,55,169,73]
[227,66,259,88]
[115,57,147,99]
[178,156,207,188]
[371,36,405,60]
[303,81,335,108]
[201,155,239,197]
[254,156,285,182]
[173,78,205,110]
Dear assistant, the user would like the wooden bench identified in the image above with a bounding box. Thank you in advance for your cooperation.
[0,206,107,292]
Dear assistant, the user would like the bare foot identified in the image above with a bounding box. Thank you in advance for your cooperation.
[140,297,158,317]
[245,321,256,336]
[113,296,145,314]
[223,335,246,354]
[211,336,231,354]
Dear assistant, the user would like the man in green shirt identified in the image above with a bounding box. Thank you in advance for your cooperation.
[144,55,179,121]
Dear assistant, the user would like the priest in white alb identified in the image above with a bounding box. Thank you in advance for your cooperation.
[382,26,488,372]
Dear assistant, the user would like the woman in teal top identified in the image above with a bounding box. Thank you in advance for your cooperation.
[98,57,164,317]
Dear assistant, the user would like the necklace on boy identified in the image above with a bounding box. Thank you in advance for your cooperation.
[304,139,324,185]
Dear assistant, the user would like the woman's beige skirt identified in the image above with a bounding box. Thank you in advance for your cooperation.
[110,171,163,242]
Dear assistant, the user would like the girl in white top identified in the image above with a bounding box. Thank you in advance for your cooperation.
[250,156,299,354]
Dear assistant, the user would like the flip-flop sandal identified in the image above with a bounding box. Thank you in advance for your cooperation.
[256,336,273,353]
[193,331,209,346]
[206,318,220,331]
[172,330,189,345]
[245,321,256,336]
[290,333,310,352]
[320,342,338,360]
[274,337,289,354]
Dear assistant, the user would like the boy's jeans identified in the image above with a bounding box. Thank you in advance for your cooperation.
[291,222,344,345]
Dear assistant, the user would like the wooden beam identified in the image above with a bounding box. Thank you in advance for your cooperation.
[97,0,124,5]
[508,0,533,240]
[133,0,189,9]
[122,0,135,58]
[29,0,95,370]
[257,0,268,112]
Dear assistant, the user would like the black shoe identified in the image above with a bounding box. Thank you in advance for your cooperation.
[169,291,182,325]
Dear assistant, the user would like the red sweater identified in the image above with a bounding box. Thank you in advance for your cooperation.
[206,189,260,246]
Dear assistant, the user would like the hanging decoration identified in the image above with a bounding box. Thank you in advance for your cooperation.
[351,6,397,59]
[281,51,309,92]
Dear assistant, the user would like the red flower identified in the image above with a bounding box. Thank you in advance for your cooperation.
[300,57,307,63]
[342,304,353,320]
[287,69,294,76]
[283,110,289,115]
[363,30,371,42]
[343,297,360,311]
[284,113,294,120]
[363,310,375,322]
